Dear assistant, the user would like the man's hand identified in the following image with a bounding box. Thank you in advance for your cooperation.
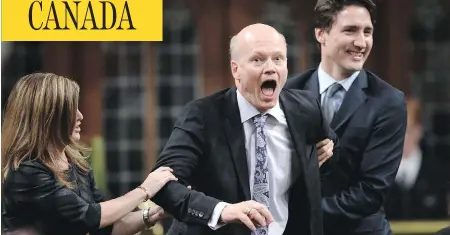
[316,139,334,167]
[220,200,273,231]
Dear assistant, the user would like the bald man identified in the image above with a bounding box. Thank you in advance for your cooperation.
[151,24,338,235]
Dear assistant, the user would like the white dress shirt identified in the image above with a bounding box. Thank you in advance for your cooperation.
[207,90,295,235]
[318,64,359,105]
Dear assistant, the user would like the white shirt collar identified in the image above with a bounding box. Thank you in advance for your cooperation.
[236,89,284,123]
[318,63,360,95]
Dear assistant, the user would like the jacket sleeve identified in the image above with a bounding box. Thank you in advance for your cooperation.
[312,93,341,176]
[151,100,222,225]
[6,163,103,234]
[322,94,407,219]
[88,170,114,235]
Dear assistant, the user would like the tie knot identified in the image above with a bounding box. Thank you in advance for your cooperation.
[327,83,343,97]
[253,114,268,128]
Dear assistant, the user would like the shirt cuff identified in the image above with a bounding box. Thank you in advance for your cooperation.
[207,202,229,230]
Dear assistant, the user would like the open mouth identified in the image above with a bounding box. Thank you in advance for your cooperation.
[347,51,364,60]
[261,80,277,96]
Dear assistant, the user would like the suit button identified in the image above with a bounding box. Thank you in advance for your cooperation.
[195,211,199,216]
[199,212,204,218]
[188,208,192,214]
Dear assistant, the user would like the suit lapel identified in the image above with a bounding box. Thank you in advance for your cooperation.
[304,70,320,101]
[280,92,309,181]
[330,71,369,131]
[222,88,251,200]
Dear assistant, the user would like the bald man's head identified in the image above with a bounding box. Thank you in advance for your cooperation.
[229,23,288,113]
[229,23,286,60]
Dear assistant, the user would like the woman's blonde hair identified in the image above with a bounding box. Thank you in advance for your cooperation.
[2,73,90,187]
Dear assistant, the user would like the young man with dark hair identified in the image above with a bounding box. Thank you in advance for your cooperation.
[285,0,407,234]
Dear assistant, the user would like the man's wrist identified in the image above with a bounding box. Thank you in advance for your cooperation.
[208,202,229,230]
[219,205,228,223]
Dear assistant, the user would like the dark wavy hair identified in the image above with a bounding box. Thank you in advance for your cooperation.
[314,0,377,32]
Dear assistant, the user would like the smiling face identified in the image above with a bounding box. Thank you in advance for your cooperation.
[230,24,288,112]
[71,109,83,141]
[316,5,373,78]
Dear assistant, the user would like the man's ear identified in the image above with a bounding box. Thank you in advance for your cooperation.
[231,60,239,80]
[315,28,326,45]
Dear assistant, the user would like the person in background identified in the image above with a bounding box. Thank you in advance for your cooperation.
[2,73,177,235]
[385,97,448,220]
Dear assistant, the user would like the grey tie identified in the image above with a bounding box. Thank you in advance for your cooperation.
[322,83,345,124]
[252,114,269,235]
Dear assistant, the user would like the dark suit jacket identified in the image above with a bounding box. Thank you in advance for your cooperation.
[385,143,449,220]
[436,226,450,235]
[151,87,338,235]
[2,161,112,235]
[285,69,407,235]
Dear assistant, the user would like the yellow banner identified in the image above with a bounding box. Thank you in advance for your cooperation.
[2,0,162,41]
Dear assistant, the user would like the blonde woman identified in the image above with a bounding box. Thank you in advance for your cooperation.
[2,73,176,235]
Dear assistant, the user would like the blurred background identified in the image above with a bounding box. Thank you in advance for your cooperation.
[1,0,449,234]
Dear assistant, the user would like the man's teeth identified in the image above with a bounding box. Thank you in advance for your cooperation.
[349,51,363,56]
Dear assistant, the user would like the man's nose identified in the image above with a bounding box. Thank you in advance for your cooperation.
[264,59,276,74]
[354,33,366,49]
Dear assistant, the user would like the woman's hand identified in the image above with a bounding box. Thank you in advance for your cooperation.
[141,167,178,199]
[149,205,170,221]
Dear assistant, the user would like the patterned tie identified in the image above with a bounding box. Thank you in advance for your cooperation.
[252,114,269,235]
[322,83,345,124]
